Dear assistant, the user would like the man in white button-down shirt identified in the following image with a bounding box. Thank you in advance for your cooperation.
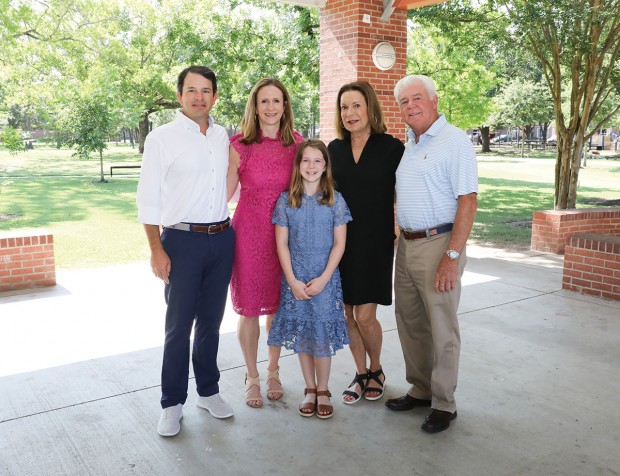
[137,66,235,437]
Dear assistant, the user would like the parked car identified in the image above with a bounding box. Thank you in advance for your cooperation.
[491,134,512,144]
[546,135,557,146]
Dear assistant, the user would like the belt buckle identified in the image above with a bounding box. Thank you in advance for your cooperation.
[207,224,219,234]
[425,228,437,238]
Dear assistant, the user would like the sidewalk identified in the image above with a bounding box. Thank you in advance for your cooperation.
[1,246,619,476]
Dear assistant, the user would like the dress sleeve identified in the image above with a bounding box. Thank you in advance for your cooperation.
[272,192,290,227]
[230,134,250,169]
[333,192,353,227]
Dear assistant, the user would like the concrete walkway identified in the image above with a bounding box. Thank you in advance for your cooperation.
[1,246,619,476]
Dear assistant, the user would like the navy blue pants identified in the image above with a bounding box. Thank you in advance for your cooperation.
[159,224,235,409]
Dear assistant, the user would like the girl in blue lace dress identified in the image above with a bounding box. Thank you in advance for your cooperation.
[268,139,352,419]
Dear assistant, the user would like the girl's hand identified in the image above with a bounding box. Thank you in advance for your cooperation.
[290,279,311,300]
[305,277,327,297]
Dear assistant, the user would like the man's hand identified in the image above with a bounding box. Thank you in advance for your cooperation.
[434,255,458,292]
[150,248,171,284]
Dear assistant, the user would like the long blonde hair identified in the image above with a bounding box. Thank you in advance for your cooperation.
[287,139,335,209]
[239,78,296,146]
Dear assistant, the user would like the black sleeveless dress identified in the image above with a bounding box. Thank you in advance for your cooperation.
[328,133,404,305]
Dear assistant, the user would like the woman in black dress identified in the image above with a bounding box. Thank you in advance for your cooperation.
[328,81,404,404]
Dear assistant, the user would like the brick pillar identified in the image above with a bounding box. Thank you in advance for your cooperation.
[319,0,407,143]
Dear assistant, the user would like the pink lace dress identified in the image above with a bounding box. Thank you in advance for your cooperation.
[230,131,304,316]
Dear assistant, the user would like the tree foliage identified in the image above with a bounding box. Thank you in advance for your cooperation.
[412,0,620,209]
[1,0,320,154]
[0,126,25,156]
[493,78,555,155]
[407,23,499,131]
[411,0,620,209]
[501,0,620,208]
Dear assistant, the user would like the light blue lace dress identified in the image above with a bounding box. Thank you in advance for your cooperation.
[267,191,352,357]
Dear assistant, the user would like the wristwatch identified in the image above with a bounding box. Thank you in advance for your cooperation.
[446,249,460,261]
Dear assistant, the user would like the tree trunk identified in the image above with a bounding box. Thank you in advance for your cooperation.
[99,150,107,183]
[480,126,491,153]
[554,134,581,209]
[138,114,150,154]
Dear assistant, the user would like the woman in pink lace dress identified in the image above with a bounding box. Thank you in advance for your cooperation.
[227,78,304,408]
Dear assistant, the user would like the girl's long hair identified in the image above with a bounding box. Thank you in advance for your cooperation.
[288,139,335,209]
[239,78,296,146]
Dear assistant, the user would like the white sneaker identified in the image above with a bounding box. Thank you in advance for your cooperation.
[196,394,234,419]
[157,403,183,436]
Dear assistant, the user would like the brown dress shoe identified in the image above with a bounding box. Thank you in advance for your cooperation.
[385,394,431,411]
[421,409,457,433]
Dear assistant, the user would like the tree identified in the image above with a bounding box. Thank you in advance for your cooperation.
[1,0,320,152]
[412,0,620,209]
[501,0,620,208]
[494,78,555,156]
[61,99,113,183]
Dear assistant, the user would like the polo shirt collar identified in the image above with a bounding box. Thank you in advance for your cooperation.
[175,110,214,132]
[407,114,447,143]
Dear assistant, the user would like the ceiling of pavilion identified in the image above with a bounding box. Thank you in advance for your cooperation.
[275,1,450,19]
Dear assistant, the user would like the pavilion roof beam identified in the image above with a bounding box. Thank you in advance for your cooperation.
[381,0,397,21]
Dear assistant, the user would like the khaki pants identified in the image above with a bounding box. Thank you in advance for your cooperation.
[394,232,466,413]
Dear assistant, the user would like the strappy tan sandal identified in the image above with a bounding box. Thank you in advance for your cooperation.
[245,374,263,408]
[298,388,317,417]
[266,366,283,401]
[316,390,333,419]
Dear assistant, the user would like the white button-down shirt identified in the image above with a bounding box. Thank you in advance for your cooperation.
[137,111,230,227]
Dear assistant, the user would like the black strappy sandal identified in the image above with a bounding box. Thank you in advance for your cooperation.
[341,371,368,405]
[363,367,386,401]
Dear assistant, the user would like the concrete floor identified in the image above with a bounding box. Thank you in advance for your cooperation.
[1,246,619,476]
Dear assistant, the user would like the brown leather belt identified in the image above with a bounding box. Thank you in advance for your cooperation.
[400,223,453,240]
[166,219,231,234]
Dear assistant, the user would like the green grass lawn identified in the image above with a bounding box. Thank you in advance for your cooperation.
[1,144,618,268]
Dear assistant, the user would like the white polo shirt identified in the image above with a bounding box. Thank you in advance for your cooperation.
[136,111,230,227]
[396,114,478,231]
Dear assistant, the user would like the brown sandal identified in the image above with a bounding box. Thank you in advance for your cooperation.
[316,390,333,419]
[266,366,283,401]
[298,388,317,417]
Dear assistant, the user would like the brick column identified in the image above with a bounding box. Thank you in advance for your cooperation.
[319,0,407,143]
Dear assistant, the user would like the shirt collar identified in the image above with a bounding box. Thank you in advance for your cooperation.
[407,114,447,143]
[175,110,214,132]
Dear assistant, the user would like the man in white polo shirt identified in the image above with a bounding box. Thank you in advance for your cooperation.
[386,75,478,433]
[137,66,235,437]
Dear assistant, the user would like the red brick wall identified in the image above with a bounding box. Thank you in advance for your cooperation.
[562,233,620,301]
[319,0,407,143]
[531,208,620,254]
[0,231,56,292]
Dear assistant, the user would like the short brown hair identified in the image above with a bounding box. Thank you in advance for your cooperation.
[177,66,217,95]
[334,81,387,139]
